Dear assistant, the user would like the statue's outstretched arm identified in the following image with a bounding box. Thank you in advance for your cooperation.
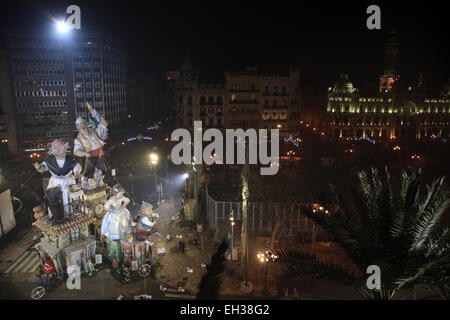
[86,101,108,128]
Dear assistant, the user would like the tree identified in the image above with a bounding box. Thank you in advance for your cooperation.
[269,167,450,300]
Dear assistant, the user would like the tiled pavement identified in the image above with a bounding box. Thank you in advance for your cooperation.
[0,225,42,274]
[151,199,215,298]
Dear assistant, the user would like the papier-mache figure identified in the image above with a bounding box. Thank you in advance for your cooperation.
[42,254,56,276]
[86,259,97,276]
[101,184,132,240]
[74,102,108,189]
[133,201,160,241]
[34,139,81,223]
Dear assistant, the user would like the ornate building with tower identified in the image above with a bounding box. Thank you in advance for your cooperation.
[326,30,450,143]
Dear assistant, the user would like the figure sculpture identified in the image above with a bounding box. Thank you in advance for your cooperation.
[101,184,132,240]
[74,102,108,189]
[34,139,81,223]
[133,201,159,241]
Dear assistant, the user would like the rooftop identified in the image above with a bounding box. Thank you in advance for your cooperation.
[33,214,96,237]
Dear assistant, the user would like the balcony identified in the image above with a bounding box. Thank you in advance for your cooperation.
[229,89,258,93]
[229,100,258,104]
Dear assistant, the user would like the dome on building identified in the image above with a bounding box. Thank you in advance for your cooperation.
[331,73,357,95]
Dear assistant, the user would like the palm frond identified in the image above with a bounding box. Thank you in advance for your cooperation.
[425,228,450,257]
[411,178,450,251]
[302,209,371,266]
[268,248,359,286]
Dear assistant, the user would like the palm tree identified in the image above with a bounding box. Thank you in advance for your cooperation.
[269,167,450,300]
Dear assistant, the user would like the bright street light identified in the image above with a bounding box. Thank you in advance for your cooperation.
[56,20,70,34]
[183,173,189,179]
[150,153,158,165]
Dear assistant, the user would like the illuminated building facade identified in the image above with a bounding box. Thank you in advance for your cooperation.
[260,66,301,137]
[225,67,260,130]
[326,29,450,143]
[326,73,450,142]
[175,61,302,138]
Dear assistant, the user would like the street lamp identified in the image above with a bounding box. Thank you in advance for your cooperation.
[56,20,70,34]
[150,153,159,202]
[257,250,277,296]
[229,209,235,273]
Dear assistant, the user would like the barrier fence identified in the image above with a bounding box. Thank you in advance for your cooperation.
[206,190,317,237]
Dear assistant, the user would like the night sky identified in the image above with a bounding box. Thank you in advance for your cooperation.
[1,0,449,101]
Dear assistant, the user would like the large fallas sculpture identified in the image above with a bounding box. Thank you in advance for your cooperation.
[33,138,81,224]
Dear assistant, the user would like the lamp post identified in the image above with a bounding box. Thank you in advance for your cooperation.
[150,153,158,202]
[257,249,277,296]
[257,251,269,295]
[230,209,235,273]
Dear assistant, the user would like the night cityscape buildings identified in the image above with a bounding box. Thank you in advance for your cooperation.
[174,54,301,137]
[0,1,448,305]
[3,30,126,154]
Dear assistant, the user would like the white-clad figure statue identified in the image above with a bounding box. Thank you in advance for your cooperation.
[101,184,132,240]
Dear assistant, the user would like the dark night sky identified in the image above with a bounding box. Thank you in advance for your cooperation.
[1,0,449,100]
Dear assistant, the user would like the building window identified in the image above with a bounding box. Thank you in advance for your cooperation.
[70,228,80,242]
